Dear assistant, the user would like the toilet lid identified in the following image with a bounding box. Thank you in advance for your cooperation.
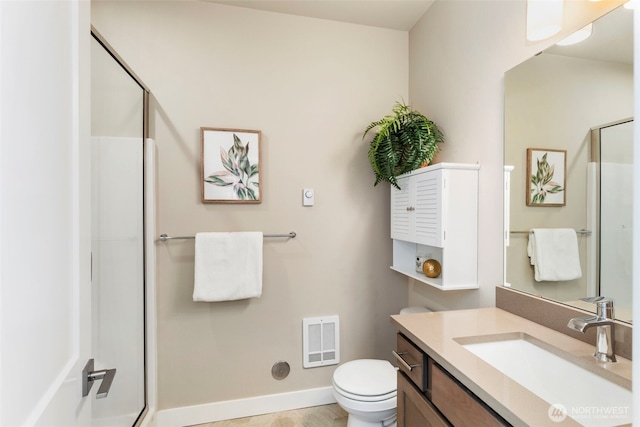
[333,359,397,398]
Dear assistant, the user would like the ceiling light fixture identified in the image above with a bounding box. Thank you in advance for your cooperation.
[527,0,564,41]
[556,23,593,46]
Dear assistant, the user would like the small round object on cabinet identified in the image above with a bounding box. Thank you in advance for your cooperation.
[422,259,441,278]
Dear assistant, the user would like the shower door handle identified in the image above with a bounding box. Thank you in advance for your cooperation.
[82,358,117,399]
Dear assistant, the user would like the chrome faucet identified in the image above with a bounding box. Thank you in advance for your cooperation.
[567,297,616,363]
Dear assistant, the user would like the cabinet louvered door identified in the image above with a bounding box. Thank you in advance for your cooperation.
[391,175,412,241]
[414,170,443,247]
[390,170,445,247]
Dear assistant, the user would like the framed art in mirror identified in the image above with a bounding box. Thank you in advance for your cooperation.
[526,148,566,207]
[201,127,262,204]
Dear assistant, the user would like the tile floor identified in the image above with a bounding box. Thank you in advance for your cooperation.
[191,404,348,427]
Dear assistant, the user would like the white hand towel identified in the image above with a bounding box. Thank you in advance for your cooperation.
[193,232,263,301]
[528,228,582,282]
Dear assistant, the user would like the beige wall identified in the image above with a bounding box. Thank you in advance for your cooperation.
[92,1,409,410]
[406,0,624,311]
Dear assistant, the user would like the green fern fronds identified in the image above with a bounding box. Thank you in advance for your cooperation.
[364,102,443,189]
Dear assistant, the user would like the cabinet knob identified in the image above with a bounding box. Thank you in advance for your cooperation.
[406,206,415,212]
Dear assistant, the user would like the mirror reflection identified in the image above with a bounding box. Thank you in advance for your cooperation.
[504,6,633,323]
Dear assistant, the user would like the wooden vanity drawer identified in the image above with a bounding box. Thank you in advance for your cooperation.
[429,359,509,427]
[394,333,427,391]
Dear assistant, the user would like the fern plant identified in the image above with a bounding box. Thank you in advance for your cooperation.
[364,102,444,189]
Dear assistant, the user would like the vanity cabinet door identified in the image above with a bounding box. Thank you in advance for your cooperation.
[429,360,509,427]
[398,372,450,427]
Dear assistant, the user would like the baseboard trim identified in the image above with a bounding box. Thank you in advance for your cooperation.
[156,387,337,427]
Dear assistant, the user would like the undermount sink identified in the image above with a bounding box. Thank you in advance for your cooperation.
[455,333,631,427]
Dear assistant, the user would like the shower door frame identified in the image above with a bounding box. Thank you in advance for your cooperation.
[91,27,152,427]
[590,117,634,316]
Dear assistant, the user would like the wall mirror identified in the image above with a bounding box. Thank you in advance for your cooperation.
[504,5,633,323]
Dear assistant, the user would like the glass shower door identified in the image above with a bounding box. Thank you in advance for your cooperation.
[598,120,633,317]
[90,34,147,426]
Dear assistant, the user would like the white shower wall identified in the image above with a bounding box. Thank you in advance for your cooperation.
[91,136,145,426]
[600,162,633,312]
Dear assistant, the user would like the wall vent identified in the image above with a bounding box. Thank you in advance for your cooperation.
[302,315,339,368]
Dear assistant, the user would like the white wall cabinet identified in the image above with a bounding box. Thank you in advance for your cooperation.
[391,163,479,290]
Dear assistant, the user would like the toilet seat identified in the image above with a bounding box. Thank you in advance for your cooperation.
[332,359,397,402]
[333,383,396,403]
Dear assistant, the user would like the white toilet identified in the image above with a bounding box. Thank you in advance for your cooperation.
[331,307,431,427]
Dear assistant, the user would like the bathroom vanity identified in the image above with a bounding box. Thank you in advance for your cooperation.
[394,333,507,426]
[391,308,632,427]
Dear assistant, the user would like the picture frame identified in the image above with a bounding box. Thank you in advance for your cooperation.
[201,127,262,203]
[526,148,566,207]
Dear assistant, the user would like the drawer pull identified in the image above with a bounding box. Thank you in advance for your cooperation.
[392,350,421,371]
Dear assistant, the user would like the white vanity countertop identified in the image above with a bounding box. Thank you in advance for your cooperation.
[391,307,632,427]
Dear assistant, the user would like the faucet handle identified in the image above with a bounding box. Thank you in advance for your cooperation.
[580,296,615,319]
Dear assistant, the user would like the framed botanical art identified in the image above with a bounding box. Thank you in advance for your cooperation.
[526,148,566,206]
[201,127,262,203]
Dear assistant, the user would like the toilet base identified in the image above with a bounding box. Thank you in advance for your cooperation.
[346,414,397,427]
[333,393,397,427]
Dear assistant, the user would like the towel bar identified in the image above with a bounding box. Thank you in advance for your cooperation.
[509,229,591,235]
[158,232,296,242]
